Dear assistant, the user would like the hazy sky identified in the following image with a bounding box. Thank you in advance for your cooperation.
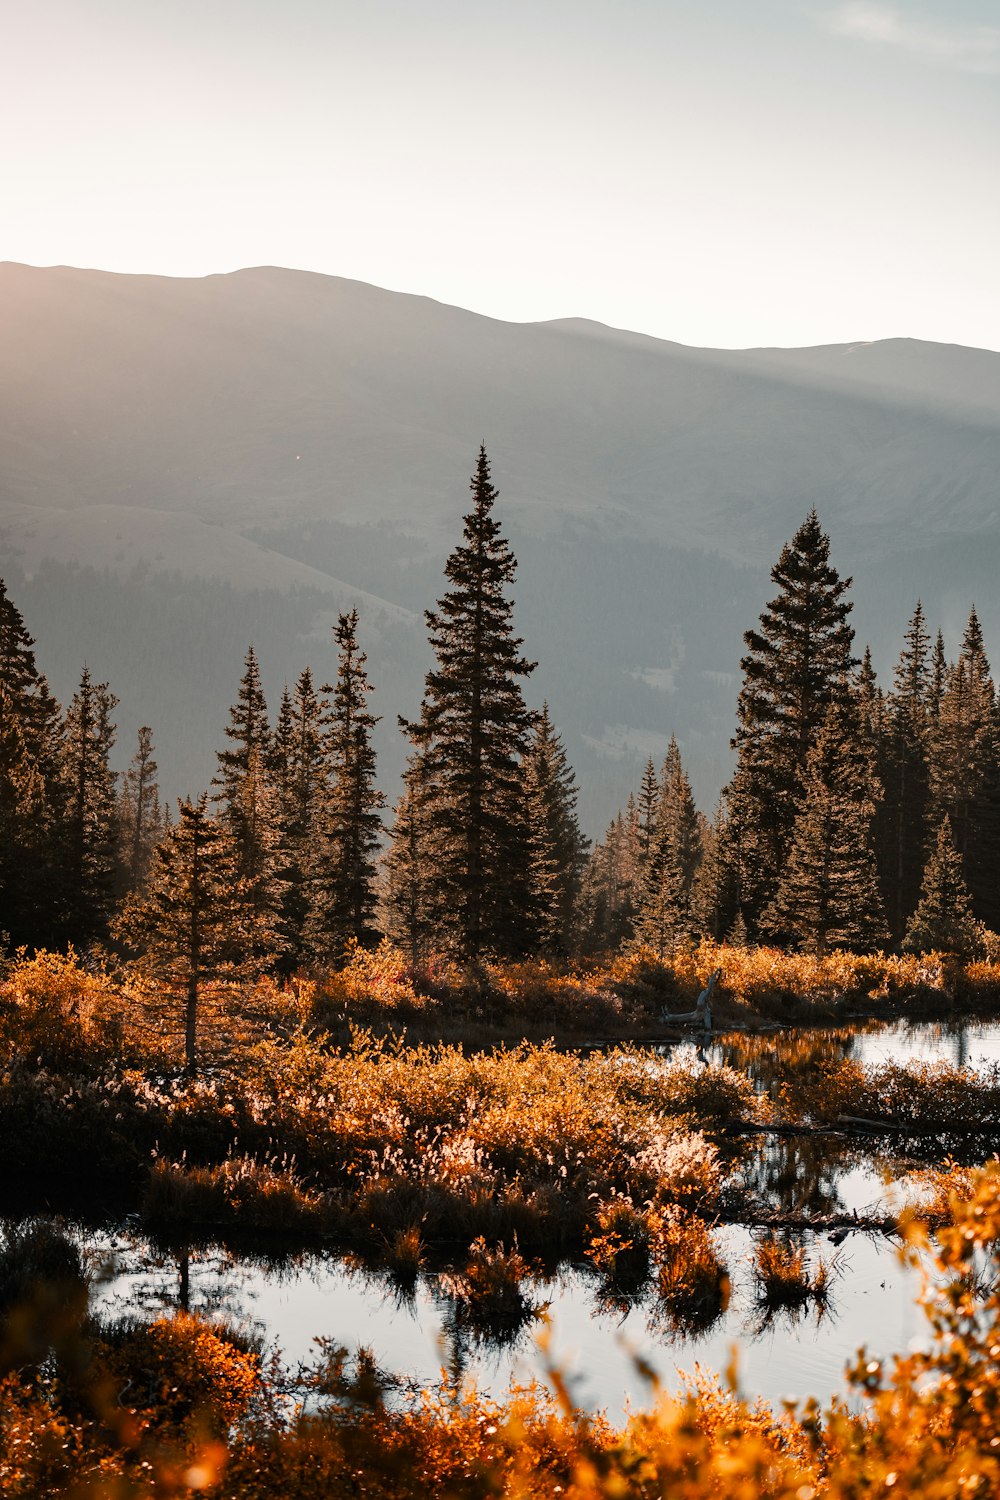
[3,0,998,349]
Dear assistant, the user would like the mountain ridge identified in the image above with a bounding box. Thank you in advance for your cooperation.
[2,260,999,828]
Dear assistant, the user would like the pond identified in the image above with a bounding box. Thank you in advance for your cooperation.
[85,1222,920,1421]
[7,1016,993,1419]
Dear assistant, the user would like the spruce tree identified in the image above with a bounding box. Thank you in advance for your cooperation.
[691,800,737,941]
[401,447,536,958]
[522,704,588,954]
[637,758,660,869]
[309,610,385,956]
[634,737,701,953]
[214,646,283,968]
[903,817,981,957]
[270,670,330,969]
[881,603,933,939]
[577,808,637,952]
[928,630,947,720]
[727,511,857,929]
[928,610,1000,928]
[383,742,436,967]
[119,726,160,892]
[762,703,888,954]
[61,667,120,941]
[115,796,245,1073]
[0,578,64,947]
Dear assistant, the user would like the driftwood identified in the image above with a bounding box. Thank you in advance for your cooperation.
[659,967,721,1030]
[738,1207,898,1239]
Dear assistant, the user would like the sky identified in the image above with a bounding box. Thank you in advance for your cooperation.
[2,0,998,350]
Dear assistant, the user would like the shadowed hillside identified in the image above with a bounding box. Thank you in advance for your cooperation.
[2,262,999,827]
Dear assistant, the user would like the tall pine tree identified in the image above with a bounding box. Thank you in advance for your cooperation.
[60,667,120,941]
[401,447,536,958]
[634,738,701,954]
[880,603,932,940]
[214,646,283,968]
[727,511,857,930]
[0,578,64,947]
[309,610,385,956]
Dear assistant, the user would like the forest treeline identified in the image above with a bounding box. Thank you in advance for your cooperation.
[1,450,995,1018]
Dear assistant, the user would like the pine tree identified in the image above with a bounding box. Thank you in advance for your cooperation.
[577,808,637,953]
[691,800,737,941]
[214,646,282,968]
[309,610,385,956]
[400,447,536,958]
[522,705,588,954]
[727,512,857,929]
[60,667,120,940]
[270,670,330,969]
[119,726,160,891]
[876,603,933,940]
[0,578,64,947]
[382,743,436,968]
[928,610,1000,928]
[214,645,271,858]
[902,817,981,957]
[115,796,245,1073]
[637,759,660,870]
[762,704,888,955]
[634,738,701,953]
[928,630,948,720]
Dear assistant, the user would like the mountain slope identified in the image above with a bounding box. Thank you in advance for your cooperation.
[2,261,998,826]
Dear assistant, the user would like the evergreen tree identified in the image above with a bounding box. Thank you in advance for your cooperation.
[577,807,637,953]
[0,578,64,947]
[522,704,588,954]
[928,629,948,720]
[270,670,330,969]
[727,512,857,929]
[214,647,283,968]
[634,737,701,953]
[60,667,120,940]
[928,610,1000,928]
[115,797,245,1074]
[637,759,660,869]
[762,704,888,954]
[382,743,436,968]
[214,645,271,859]
[119,726,160,892]
[903,817,981,957]
[401,447,536,957]
[691,800,737,941]
[876,603,933,939]
[310,610,385,956]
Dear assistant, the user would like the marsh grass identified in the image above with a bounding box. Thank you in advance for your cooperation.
[753,1233,832,1309]
[143,1154,326,1237]
[435,1237,543,1344]
[651,1208,730,1333]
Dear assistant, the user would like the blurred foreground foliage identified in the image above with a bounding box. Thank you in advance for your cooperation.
[4,1166,1000,1496]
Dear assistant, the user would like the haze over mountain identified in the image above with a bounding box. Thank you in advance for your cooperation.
[3,261,999,831]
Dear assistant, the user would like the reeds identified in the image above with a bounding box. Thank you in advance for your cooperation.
[753,1233,831,1309]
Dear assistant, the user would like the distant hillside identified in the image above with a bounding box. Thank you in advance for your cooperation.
[2,262,999,830]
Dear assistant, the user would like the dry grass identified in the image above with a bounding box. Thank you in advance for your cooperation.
[754,1234,831,1308]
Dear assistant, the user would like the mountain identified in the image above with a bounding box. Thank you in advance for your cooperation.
[2,261,999,831]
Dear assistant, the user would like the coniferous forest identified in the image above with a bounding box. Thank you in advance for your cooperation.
[4,449,997,1003]
[8,450,1000,1498]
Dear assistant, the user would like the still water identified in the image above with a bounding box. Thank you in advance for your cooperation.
[16,1018,999,1418]
[88,1224,919,1421]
